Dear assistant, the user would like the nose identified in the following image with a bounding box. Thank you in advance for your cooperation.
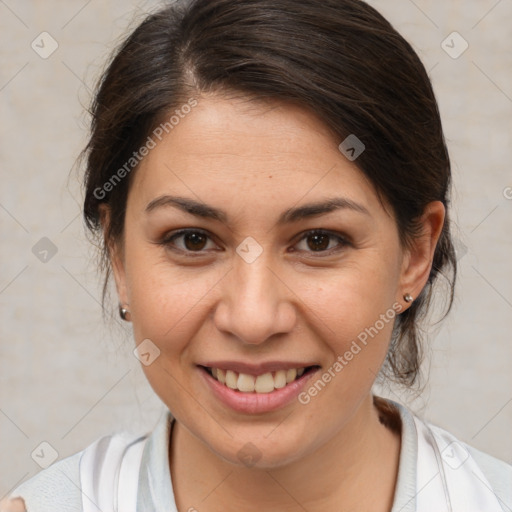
[213,253,297,346]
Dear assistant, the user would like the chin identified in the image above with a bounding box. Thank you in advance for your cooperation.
[204,422,316,470]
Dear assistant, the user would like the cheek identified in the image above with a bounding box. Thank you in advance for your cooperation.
[299,254,401,394]
[124,246,223,411]
[124,241,225,355]
[300,276,398,416]
[309,257,400,339]
[129,266,214,342]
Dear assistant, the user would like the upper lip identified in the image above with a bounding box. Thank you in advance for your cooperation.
[198,361,319,375]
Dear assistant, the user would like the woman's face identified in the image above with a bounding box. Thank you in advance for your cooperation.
[110,94,438,468]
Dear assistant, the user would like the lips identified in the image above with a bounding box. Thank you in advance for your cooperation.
[197,361,320,414]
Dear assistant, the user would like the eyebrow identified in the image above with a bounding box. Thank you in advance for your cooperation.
[144,195,370,224]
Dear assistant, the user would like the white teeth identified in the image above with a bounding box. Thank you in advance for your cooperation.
[286,368,297,383]
[237,373,255,392]
[255,373,274,393]
[225,370,238,389]
[209,367,308,392]
[274,370,287,389]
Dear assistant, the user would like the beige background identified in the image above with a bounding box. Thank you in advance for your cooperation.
[1,0,511,496]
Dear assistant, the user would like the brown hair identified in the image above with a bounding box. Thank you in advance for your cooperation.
[82,0,456,387]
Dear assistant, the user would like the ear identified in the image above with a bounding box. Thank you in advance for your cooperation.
[98,204,129,307]
[398,200,445,303]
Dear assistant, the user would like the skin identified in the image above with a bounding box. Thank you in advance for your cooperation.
[105,93,445,511]
[0,498,26,512]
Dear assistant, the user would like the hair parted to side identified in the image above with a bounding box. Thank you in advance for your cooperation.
[82,0,457,388]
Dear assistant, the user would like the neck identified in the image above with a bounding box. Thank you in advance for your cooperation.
[169,394,401,512]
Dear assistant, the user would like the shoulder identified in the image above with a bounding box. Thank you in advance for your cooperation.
[460,438,512,504]
[9,431,150,512]
[382,398,512,512]
[8,450,83,512]
[467,442,512,474]
[428,421,512,473]
[426,419,512,507]
[8,412,170,512]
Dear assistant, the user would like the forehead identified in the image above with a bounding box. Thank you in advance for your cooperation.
[129,95,382,220]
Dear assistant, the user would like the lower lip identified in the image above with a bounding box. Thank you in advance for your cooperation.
[199,367,319,414]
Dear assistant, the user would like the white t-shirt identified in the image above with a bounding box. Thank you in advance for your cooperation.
[9,398,512,511]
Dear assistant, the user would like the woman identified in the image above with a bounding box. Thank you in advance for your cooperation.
[3,0,511,510]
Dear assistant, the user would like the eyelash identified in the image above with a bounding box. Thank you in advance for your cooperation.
[157,228,350,257]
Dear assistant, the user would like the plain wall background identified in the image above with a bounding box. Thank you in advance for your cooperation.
[1,0,511,496]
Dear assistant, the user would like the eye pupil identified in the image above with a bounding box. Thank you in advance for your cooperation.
[307,233,330,251]
[185,232,207,251]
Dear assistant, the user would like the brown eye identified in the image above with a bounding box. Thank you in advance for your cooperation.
[160,229,217,253]
[294,229,349,255]
[183,231,208,251]
[306,233,330,251]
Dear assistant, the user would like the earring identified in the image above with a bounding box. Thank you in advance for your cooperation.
[403,293,413,303]
[119,304,131,321]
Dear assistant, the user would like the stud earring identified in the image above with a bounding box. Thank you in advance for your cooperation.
[119,304,131,321]
[403,293,413,303]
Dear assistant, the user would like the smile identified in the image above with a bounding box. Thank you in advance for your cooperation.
[199,364,320,414]
[205,366,314,393]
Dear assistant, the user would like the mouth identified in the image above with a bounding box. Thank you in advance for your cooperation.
[200,365,319,393]
[198,363,320,414]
